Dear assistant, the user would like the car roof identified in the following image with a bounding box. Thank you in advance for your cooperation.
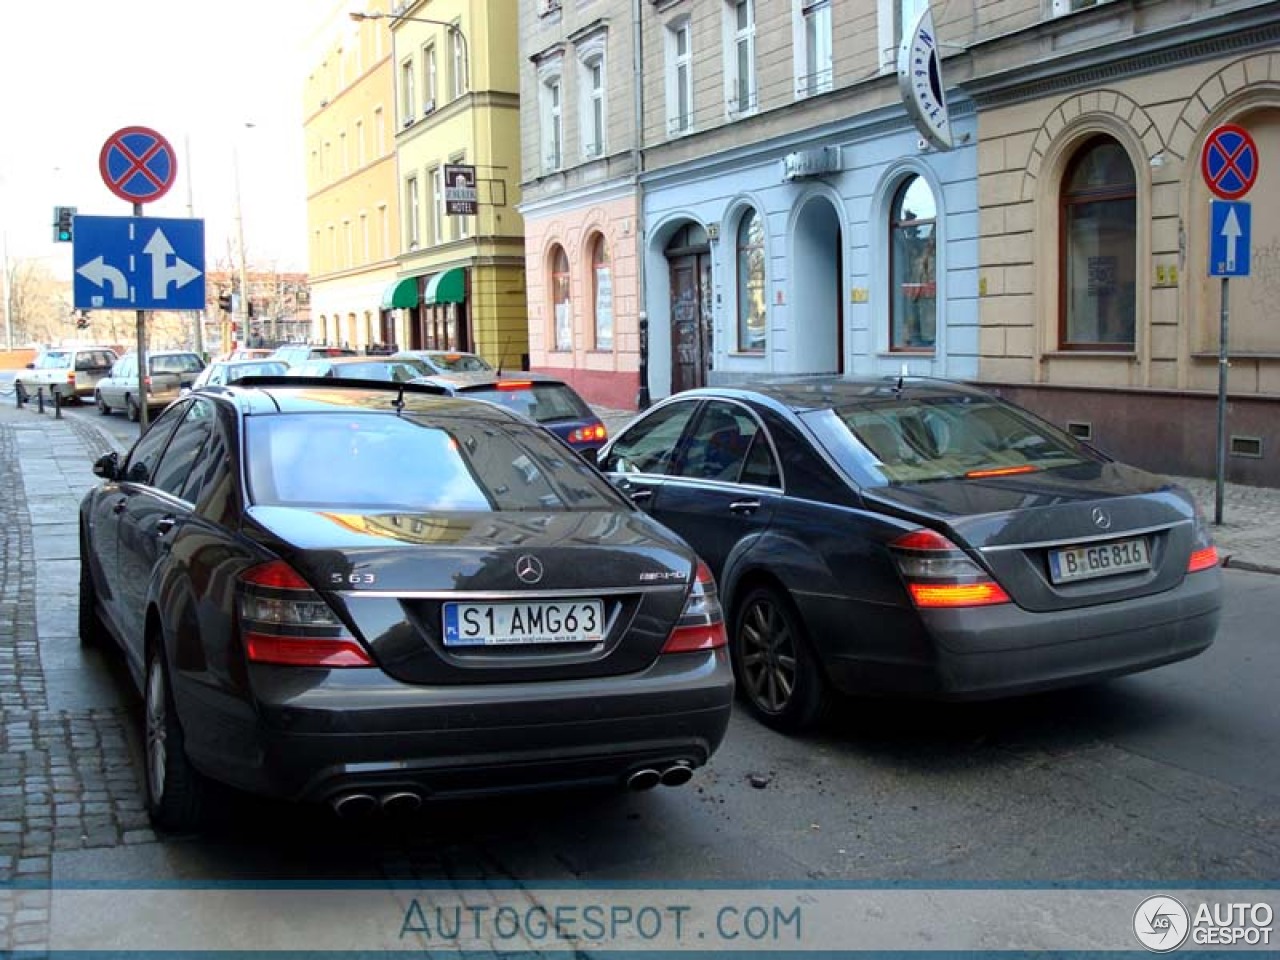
[667,376,995,414]
[415,371,568,389]
[199,379,536,423]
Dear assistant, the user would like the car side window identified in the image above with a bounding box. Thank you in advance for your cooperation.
[151,399,216,499]
[121,403,186,485]
[674,401,763,484]
[601,401,700,476]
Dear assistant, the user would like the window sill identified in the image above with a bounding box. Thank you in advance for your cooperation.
[882,349,936,357]
[728,350,767,358]
[1191,351,1280,361]
[1041,351,1137,360]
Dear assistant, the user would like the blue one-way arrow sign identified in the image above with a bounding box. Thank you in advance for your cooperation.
[1209,200,1250,277]
[73,215,206,310]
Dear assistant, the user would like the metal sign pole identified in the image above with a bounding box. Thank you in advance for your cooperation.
[134,201,149,432]
[1215,277,1228,525]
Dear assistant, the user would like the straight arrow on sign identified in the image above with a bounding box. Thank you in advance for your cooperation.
[143,229,203,300]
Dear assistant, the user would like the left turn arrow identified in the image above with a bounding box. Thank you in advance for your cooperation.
[76,256,129,300]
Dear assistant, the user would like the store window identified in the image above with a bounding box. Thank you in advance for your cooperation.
[591,235,613,350]
[736,209,766,353]
[552,245,572,351]
[1059,136,1136,349]
[889,175,937,351]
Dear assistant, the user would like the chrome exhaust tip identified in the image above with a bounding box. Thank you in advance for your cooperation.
[660,764,694,787]
[331,792,378,818]
[380,790,423,815]
[626,768,661,791]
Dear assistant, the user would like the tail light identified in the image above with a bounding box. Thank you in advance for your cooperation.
[890,528,1012,608]
[238,560,373,667]
[66,371,77,384]
[1187,508,1220,573]
[567,423,608,445]
[662,561,728,653]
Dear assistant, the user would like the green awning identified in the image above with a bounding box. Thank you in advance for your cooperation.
[424,268,466,305]
[381,277,419,310]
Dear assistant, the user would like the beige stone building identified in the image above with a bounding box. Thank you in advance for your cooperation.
[304,0,405,351]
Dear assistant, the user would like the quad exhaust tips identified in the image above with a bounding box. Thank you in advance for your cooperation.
[626,763,694,791]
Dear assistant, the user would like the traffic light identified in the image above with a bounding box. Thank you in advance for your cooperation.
[218,293,233,313]
[53,206,76,243]
[75,311,89,330]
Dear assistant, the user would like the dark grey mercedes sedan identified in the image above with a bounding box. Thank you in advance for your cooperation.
[598,377,1222,733]
[79,379,733,831]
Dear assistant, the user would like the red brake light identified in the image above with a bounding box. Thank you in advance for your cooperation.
[496,380,533,391]
[890,528,1012,609]
[965,464,1040,479]
[238,560,372,667]
[568,422,608,444]
[1187,546,1220,573]
[662,561,728,653]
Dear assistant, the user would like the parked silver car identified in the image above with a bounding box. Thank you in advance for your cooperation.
[95,351,206,421]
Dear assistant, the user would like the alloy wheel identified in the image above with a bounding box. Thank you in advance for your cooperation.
[739,596,798,714]
[146,659,168,807]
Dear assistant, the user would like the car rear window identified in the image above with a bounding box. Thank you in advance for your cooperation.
[333,361,420,382]
[429,353,491,372]
[244,412,621,512]
[37,351,72,369]
[809,395,1095,486]
[459,382,592,424]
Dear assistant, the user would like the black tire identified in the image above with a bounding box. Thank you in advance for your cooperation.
[730,584,832,734]
[78,529,109,648]
[96,392,112,416]
[126,396,140,423]
[144,646,208,831]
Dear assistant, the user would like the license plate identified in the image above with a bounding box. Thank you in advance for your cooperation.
[442,600,605,647]
[1048,537,1150,584]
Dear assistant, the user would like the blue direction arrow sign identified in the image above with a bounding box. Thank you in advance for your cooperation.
[1209,200,1250,278]
[73,216,206,310]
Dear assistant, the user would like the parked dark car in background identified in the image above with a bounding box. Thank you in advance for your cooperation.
[78,381,733,831]
[598,377,1223,733]
[414,372,609,460]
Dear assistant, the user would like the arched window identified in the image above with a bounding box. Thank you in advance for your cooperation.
[889,175,937,351]
[551,245,572,351]
[736,208,766,352]
[1059,136,1136,349]
[590,235,613,350]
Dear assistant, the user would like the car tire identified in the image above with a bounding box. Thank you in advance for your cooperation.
[730,584,832,734]
[96,392,112,416]
[126,396,140,423]
[78,528,110,648]
[144,646,208,832]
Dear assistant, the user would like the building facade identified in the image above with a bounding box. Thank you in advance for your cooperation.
[384,0,529,368]
[518,0,643,409]
[969,0,1280,486]
[304,0,405,352]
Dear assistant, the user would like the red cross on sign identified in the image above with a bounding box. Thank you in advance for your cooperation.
[99,126,178,204]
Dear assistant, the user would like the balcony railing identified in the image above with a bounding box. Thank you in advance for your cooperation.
[795,68,833,98]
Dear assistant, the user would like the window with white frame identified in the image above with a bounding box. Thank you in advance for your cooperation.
[423,44,437,113]
[665,19,694,136]
[450,25,467,99]
[581,58,605,158]
[736,209,766,352]
[591,235,613,350]
[343,219,353,268]
[889,175,937,351]
[406,176,420,249]
[340,131,348,174]
[725,0,757,116]
[360,212,369,261]
[355,120,365,167]
[551,245,572,351]
[375,107,385,154]
[1051,0,1112,14]
[541,73,564,171]
[378,203,389,259]
[431,166,445,244]
[401,58,416,126]
[452,155,471,241]
[878,0,916,73]
[796,0,832,97]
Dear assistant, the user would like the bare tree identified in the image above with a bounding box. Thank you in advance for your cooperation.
[7,260,71,345]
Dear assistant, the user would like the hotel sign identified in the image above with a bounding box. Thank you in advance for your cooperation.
[780,146,842,182]
[444,164,478,215]
[897,4,953,151]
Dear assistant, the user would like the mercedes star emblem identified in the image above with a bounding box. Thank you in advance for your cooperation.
[1091,507,1112,530]
[515,555,544,584]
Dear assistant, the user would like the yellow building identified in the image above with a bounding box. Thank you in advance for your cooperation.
[304,0,405,351]
[362,0,528,367]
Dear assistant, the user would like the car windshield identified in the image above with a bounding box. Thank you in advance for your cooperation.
[227,361,287,380]
[459,382,592,424]
[244,412,622,511]
[807,394,1096,486]
[429,352,491,372]
[333,361,421,382]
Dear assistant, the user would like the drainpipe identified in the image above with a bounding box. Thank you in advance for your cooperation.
[632,0,650,409]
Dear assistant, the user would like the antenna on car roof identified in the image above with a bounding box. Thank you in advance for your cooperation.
[392,383,406,414]
[895,362,909,394]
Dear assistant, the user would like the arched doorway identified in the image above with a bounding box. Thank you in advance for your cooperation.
[792,196,843,373]
[665,223,712,393]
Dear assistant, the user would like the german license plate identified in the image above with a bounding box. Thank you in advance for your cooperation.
[442,600,605,647]
[1048,537,1150,584]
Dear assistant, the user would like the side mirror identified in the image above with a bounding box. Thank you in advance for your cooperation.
[25,362,34,369]
[92,452,120,481]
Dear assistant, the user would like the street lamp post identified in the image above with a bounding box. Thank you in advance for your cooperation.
[349,10,469,90]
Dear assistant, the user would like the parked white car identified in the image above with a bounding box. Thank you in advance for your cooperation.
[15,346,119,403]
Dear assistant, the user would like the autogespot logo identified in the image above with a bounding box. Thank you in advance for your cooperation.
[1134,895,1190,952]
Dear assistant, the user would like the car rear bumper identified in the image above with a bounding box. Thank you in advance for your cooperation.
[824,570,1221,699]
[177,649,734,803]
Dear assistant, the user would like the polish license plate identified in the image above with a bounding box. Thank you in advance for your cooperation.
[442,600,605,647]
[1048,537,1150,584]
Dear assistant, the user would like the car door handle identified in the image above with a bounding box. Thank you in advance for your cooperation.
[629,489,653,503]
[729,499,761,515]
[155,516,177,536]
